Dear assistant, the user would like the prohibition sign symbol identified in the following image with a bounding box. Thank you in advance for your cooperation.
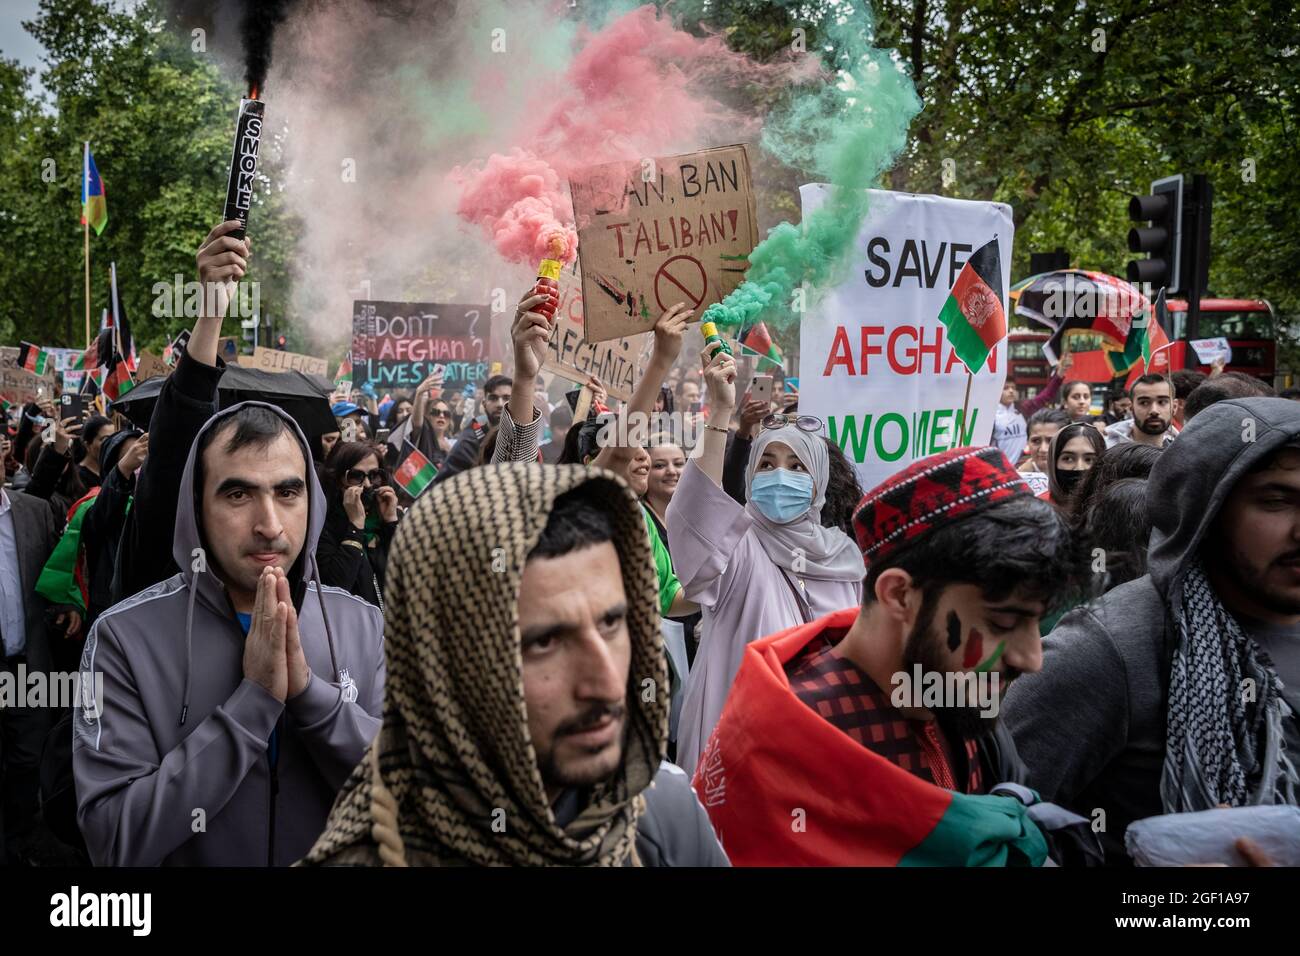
[654,255,708,312]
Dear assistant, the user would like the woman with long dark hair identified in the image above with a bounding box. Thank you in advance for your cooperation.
[315,441,400,608]
[1045,421,1106,507]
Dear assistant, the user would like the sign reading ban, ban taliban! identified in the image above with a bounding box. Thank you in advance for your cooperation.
[569,144,759,343]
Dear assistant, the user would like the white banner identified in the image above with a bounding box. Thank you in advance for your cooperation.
[1189,337,1232,365]
[799,187,1014,492]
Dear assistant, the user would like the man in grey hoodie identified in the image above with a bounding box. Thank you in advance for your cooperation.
[1004,397,1300,863]
[74,401,385,866]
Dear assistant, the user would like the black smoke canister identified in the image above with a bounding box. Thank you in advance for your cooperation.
[223,97,265,240]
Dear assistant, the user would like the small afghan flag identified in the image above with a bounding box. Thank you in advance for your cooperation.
[69,344,95,372]
[18,342,51,375]
[936,238,1007,374]
[101,353,135,402]
[82,143,108,236]
[738,321,783,369]
[392,440,437,499]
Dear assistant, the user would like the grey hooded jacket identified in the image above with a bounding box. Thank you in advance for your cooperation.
[1003,397,1300,863]
[74,402,385,866]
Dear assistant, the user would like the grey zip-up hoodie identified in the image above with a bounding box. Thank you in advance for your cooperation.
[1003,397,1300,863]
[74,402,385,866]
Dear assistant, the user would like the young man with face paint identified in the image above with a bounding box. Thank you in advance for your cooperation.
[1004,397,1300,863]
[694,447,1096,865]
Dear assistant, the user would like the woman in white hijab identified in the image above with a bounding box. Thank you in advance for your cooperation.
[666,347,864,776]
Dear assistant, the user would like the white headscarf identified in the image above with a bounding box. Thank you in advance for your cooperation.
[744,426,864,582]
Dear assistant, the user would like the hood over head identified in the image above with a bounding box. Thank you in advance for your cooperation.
[1148,397,1300,603]
[743,426,869,582]
[304,462,667,866]
[172,401,338,725]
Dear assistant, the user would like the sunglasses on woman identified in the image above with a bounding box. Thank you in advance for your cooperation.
[431,407,451,417]
[345,468,388,487]
[761,413,824,434]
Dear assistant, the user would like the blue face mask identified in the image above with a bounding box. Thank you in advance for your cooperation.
[750,468,814,524]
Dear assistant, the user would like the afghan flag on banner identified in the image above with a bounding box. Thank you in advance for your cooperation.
[18,342,51,375]
[81,143,108,236]
[936,238,1007,374]
[694,607,1049,866]
[392,440,437,499]
[101,353,135,402]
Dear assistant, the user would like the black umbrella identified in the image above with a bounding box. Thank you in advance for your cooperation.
[113,367,336,438]
[110,375,166,429]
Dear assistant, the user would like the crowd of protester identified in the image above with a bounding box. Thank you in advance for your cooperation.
[1,220,1297,867]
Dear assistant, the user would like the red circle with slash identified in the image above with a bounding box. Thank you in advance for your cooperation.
[654,255,708,312]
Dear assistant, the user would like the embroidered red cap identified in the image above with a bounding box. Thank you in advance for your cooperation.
[852,446,1033,570]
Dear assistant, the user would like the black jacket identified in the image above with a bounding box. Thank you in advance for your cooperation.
[315,494,397,608]
[25,444,85,529]
[81,430,139,624]
[112,349,222,604]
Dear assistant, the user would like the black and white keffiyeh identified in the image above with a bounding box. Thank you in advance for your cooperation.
[1161,560,1300,812]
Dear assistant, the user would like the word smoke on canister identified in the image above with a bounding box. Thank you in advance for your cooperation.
[223,93,265,240]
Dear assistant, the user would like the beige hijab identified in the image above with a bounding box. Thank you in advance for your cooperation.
[301,463,668,866]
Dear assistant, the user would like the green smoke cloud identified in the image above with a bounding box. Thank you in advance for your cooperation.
[702,2,921,333]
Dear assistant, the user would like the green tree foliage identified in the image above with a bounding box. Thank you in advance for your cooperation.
[0,0,297,353]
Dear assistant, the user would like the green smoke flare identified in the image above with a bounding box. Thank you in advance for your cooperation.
[702,2,921,333]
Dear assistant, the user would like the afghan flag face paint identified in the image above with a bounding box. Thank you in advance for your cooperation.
[393,441,437,499]
[936,238,1006,374]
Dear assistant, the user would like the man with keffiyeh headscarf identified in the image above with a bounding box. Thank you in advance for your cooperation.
[1005,397,1300,864]
[302,463,727,866]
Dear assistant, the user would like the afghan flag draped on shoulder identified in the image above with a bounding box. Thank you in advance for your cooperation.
[693,609,1049,866]
[392,440,437,499]
[81,143,108,236]
[936,238,1008,374]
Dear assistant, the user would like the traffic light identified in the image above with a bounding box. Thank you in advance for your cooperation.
[1127,174,1183,290]
[275,335,287,350]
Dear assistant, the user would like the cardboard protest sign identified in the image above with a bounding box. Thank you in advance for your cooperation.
[0,347,57,403]
[569,144,758,344]
[135,350,169,380]
[0,368,54,402]
[251,346,330,377]
[799,186,1013,491]
[541,279,648,401]
[1189,337,1232,365]
[352,301,491,390]
[215,337,242,365]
